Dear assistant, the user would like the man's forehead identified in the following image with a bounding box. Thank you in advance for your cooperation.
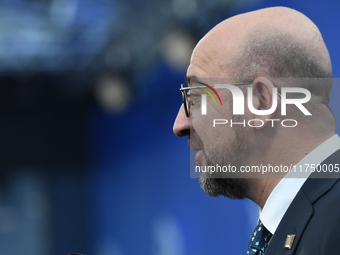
[186,55,236,82]
[187,30,243,80]
[186,63,209,84]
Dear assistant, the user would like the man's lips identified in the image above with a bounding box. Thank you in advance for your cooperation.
[190,146,202,151]
[188,133,205,164]
[195,150,205,165]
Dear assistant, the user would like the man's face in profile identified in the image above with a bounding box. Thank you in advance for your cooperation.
[183,80,251,198]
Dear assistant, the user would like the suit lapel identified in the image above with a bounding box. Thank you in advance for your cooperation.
[264,187,313,255]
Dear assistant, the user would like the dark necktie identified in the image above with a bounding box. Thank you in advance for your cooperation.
[247,220,273,255]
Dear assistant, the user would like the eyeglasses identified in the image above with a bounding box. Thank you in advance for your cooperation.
[179,82,250,117]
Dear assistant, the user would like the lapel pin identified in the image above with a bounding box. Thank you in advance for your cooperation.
[284,234,296,249]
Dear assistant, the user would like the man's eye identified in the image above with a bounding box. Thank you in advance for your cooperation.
[188,95,197,107]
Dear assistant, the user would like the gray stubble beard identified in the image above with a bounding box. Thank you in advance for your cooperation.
[198,123,250,199]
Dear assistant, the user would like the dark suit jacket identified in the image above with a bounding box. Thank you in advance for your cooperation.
[265,149,340,255]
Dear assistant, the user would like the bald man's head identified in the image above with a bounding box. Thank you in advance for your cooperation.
[231,25,331,79]
[190,7,332,103]
[195,7,331,77]
[176,7,336,201]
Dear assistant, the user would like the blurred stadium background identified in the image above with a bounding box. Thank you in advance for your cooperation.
[0,0,339,254]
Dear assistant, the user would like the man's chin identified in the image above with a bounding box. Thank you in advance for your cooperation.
[199,177,220,197]
[199,177,248,199]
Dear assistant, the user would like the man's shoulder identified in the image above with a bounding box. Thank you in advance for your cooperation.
[265,178,340,254]
[265,148,340,254]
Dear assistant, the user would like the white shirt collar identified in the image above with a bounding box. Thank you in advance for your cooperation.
[260,134,340,234]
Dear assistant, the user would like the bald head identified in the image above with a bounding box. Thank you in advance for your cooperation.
[190,7,331,78]
[188,6,332,104]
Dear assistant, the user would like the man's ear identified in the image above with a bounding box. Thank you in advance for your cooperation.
[249,77,278,130]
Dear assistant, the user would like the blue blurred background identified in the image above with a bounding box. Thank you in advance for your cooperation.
[0,0,339,254]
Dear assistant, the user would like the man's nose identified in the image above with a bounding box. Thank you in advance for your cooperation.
[173,104,190,137]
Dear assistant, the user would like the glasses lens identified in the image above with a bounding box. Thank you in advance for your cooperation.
[181,84,189,117]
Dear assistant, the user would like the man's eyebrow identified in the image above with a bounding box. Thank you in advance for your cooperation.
[185,75,198,85]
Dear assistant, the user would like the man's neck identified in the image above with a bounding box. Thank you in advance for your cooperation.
[246,178,282,209]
